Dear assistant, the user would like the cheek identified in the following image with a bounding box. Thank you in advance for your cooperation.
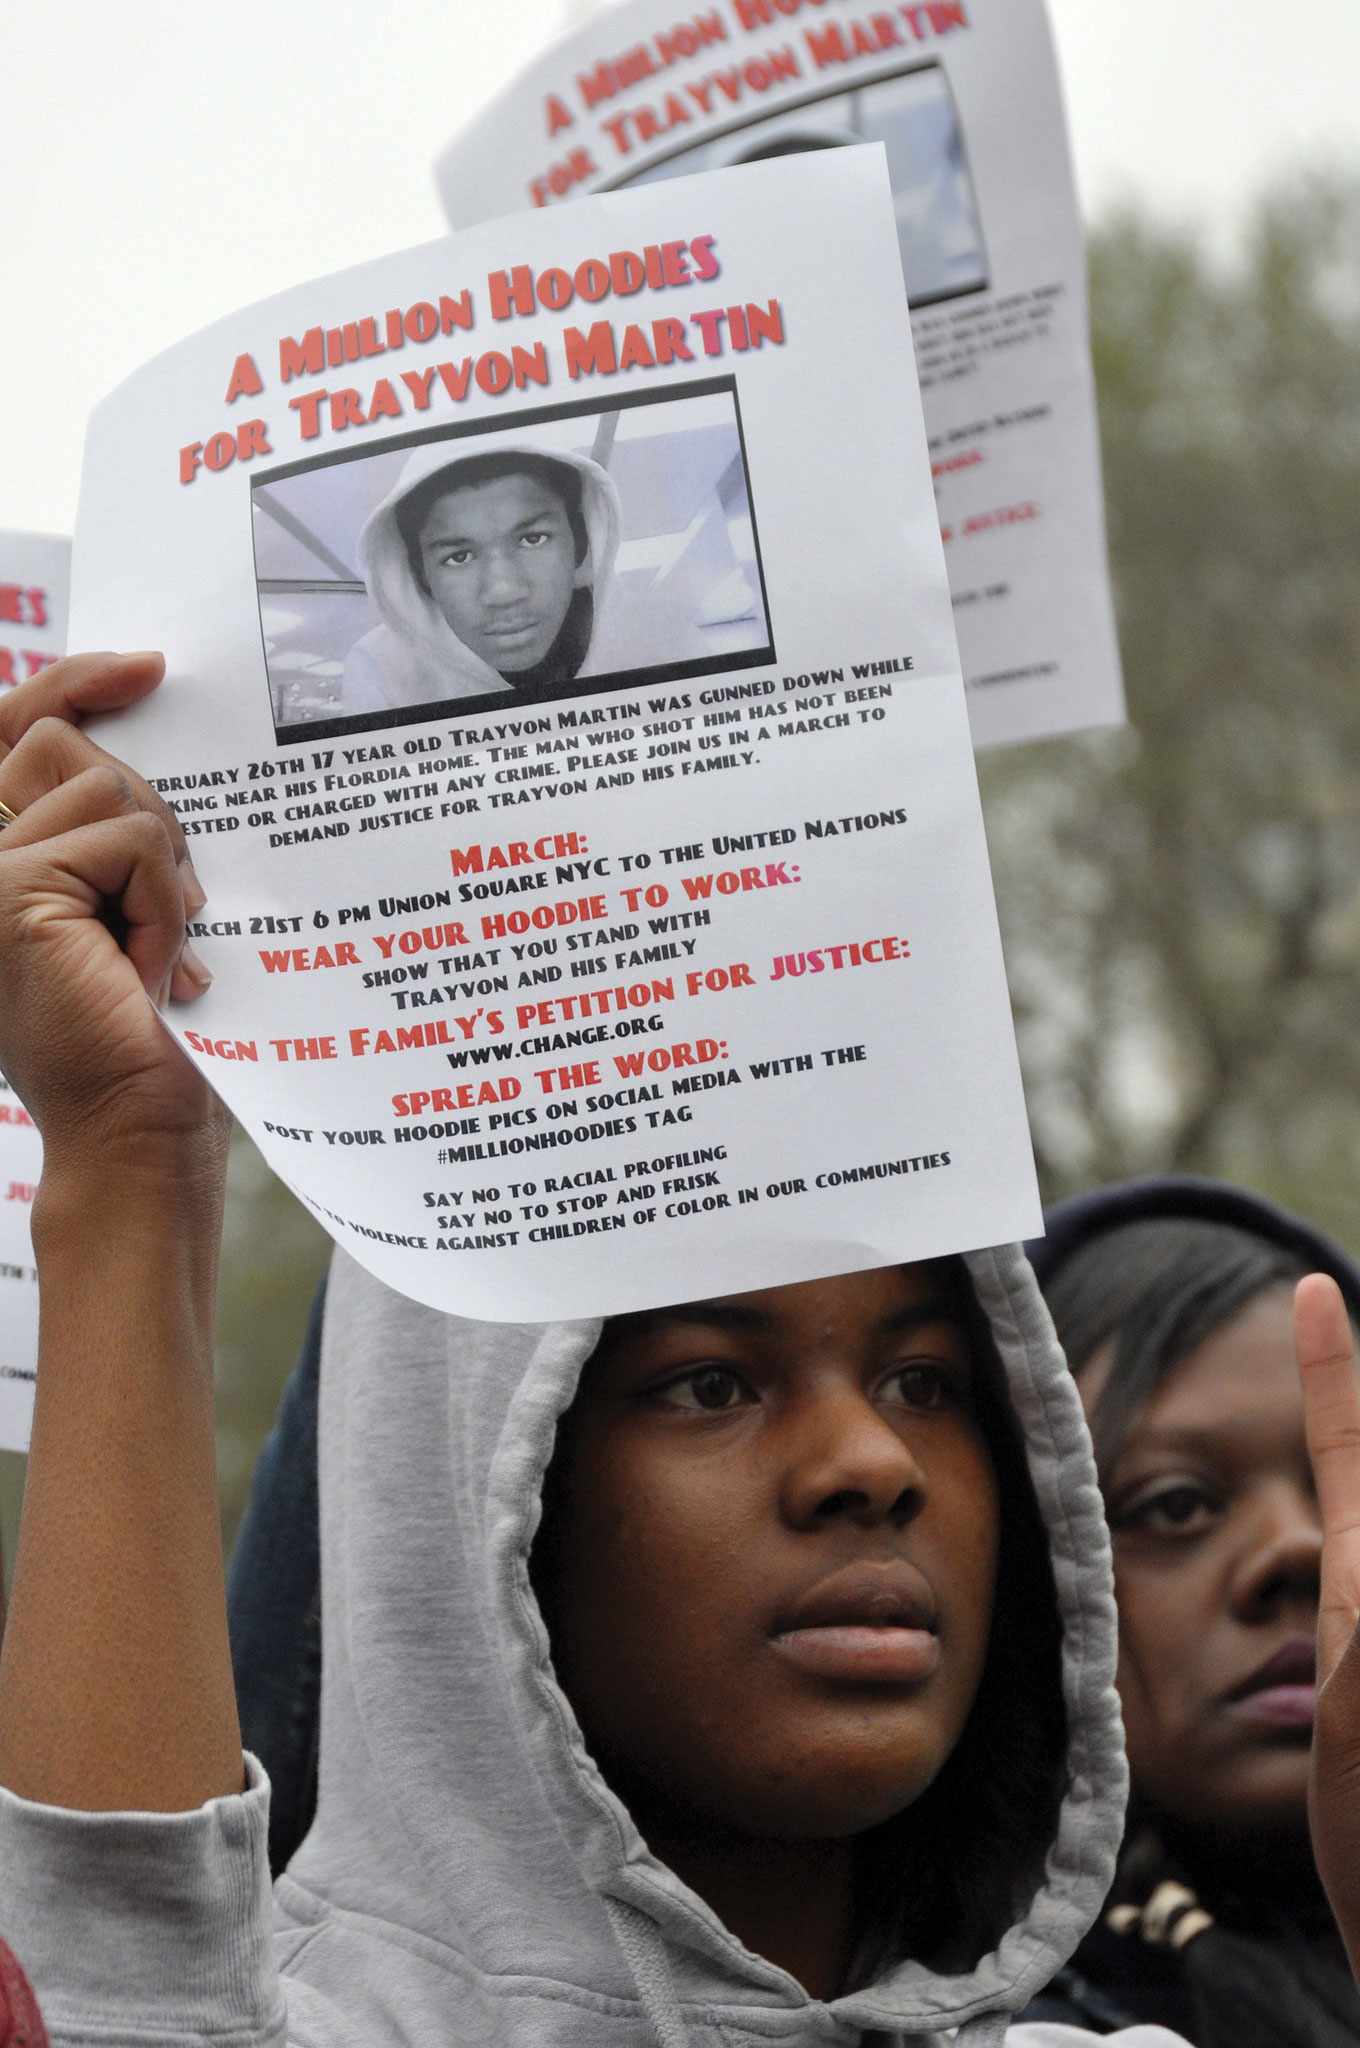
[535,538,579,593]
[933,1446,1000,1647]
[1112,1556,1219,1765]
[429,567,472,614]
[550,1444,757,1688]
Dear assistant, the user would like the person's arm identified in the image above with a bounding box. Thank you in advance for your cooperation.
[1295,1273,1360,1983]
[227,1273,326,1875]
[0,652,240,1812]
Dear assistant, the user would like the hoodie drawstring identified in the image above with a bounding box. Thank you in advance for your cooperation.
[604,1895,690,2048]
[603,1900,1019,2048]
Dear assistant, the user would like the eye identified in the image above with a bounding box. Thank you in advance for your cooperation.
[1117,1480,1221,1538]
[438,546,473,567]
[880,1361,961,1412]
[520,528,553,548]
[653,1365,752,1412]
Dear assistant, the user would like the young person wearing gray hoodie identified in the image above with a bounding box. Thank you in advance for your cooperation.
[1,653,1359,2047]
[339,438,621,716]
[336,430,735,722]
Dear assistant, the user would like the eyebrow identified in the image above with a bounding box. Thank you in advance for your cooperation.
[1113,1418,1298,1463]
[878,1299,960,1337]
[424,504,562,549]
[635,1301,772,1334]
[628,1296,960,1339]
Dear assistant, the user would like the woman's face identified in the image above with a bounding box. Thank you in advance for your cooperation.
[1084,1283,1320,1836]
[417,469,579,673]
[534,1266,1000,1843]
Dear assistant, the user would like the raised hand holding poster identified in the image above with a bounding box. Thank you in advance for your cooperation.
[434,0,1124,751]
[0,530,67,1450]
[73,152,1040,1321]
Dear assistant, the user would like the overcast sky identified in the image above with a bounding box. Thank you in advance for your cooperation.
[4,0,1357,534]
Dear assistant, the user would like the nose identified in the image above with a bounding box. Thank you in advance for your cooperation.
[1227,1480,1321,1624]
[779,1383,925,1532]
[480,545,528,607]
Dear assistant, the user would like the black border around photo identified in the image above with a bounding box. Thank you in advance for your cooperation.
[251,376,776,746]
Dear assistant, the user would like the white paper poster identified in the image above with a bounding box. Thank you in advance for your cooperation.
[434,0,1123,751]
[73,152,1039,1321]
[0,532,66,1450]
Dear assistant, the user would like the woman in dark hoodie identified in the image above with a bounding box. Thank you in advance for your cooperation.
[1024,1175,1360,2046]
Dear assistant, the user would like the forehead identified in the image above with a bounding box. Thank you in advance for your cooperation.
[1115,1284,1304,1451]
[617,1262,965,1344]
[417,468,568,542]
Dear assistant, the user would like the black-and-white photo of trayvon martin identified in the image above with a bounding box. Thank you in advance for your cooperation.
[252,382,775,745]
[618,62,986,312]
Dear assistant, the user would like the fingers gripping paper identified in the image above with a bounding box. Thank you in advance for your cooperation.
[0,530,68,1450]
[74,153,1040,1320]
[434,0,1124,752]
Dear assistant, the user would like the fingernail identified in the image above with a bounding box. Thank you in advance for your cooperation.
[156,971,174,1011]
[116,650,162,663]
[179,942,213,991]
[179,857,207,917]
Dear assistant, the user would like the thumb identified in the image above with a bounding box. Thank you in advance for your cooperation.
[0,651,165,757]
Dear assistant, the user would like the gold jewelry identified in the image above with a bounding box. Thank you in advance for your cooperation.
[0,798,17,829]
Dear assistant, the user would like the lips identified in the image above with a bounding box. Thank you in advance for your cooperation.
[483,617,540,643]
[771,1562,940,1686]
[1225,1636,1317,1731]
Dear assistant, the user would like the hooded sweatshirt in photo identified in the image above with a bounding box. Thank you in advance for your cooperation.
[0,1244,1189,2047]
[339,433,710,716]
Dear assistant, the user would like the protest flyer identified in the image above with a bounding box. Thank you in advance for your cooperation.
[72,150,1040,1321]
[0,531,66,1449]
[434,0,1124,752]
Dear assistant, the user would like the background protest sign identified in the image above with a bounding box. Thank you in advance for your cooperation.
[434,0,1125,753]
[0,1075,40,1455]
[0,529,68,695]
[73,150,1040,1321]
[0,530,67,1451]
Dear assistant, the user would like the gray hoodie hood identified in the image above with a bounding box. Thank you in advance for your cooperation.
[266,1242,1130,2046]
[341,433,624,713]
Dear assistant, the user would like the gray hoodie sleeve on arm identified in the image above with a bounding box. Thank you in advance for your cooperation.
[0,1753,286,2047]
